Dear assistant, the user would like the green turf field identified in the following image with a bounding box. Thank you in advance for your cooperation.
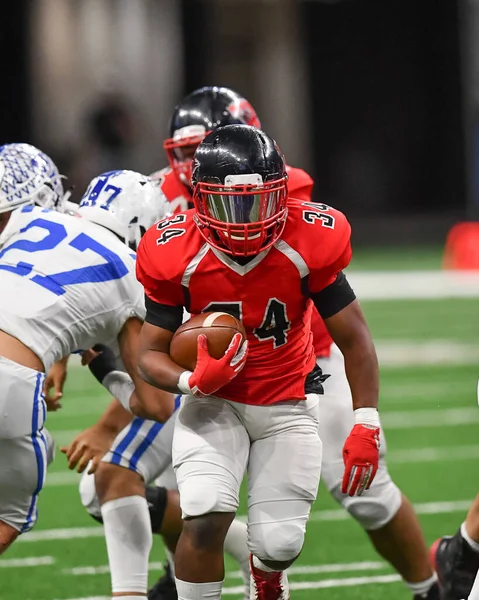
[3,246,479,600]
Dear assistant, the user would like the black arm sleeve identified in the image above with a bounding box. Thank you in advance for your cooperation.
[144,295,183,332]
[311,272,356,319]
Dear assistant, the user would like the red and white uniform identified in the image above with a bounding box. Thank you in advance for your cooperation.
[149,165,399,531]
[137,200,351,406]
[136,199,350,563]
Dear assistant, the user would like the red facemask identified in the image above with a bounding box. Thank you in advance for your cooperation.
[163,127,210,188]
[193,174,288,257]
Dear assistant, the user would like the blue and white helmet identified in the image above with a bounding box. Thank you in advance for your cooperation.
[78,170,171,250]
[0,143,64,214]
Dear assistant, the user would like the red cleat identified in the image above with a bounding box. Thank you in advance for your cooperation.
[249,555,290,600]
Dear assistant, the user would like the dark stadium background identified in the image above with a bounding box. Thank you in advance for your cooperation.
[0,0,471,245]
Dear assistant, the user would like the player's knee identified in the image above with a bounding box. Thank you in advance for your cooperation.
[79,471,103,522]
[183,512,234,551]
[94,462,143,504]
[329,469,402,530]
[249,521,305,564]
[178,477,238,517]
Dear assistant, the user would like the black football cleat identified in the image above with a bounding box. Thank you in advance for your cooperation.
[431,530,479,599]
[413,581,440,600]
[148,562,178,600]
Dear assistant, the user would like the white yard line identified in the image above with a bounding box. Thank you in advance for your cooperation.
[64,560,386,577]
[20,499,472,543]
[387,445,479,463]
[375,341,479,367]
[0,556,54,567]
[381,407,479,429]
[347,270,479,300]
[55,574,403,599]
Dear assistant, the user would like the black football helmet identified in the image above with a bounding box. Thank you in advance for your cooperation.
[192,124,288,257]
[164,86,261,187]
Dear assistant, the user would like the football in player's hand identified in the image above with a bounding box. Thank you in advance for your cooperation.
[170,312,246,371]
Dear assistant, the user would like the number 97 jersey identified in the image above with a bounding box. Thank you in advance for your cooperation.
[0,206,145,371]
[137,199,352,406]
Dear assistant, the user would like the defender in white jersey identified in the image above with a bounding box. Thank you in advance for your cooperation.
[0,148,173,553]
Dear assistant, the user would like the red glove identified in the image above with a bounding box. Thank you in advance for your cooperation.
[342,411,380,497]
[178,333,248,397]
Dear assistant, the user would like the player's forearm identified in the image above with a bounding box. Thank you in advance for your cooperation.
[341,338,379,411]
[324,300,379,411]
[138,349,185,394]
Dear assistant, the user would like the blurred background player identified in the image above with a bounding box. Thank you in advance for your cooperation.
[147,86,438,600]
[0,148,173,554]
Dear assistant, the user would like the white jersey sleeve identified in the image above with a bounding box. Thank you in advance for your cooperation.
[0,206,145,371]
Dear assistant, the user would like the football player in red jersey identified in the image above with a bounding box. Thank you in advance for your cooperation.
[136,125,381,600]
[148,86,439,600]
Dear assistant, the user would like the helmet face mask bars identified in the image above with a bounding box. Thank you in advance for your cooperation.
[192,125,288,257]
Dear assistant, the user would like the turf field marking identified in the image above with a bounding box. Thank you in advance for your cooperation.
[19,526,105,543]
[347,270,479,300]
[55,574,403,599]
[387,445,479,463]
[375,341,479,367]
[381,407,479,429]
[63,560,387,577]
[0,555,55,567]
[20,499,472,543]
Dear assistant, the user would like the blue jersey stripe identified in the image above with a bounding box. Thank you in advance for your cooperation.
[22,373,45,532]
[109,418,143,465]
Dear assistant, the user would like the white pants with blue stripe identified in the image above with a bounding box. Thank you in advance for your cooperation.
[79,398,179,519]
[0,356,52,533]
[101,395,180,483]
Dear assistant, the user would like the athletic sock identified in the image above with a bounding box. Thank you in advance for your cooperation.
[406,573,438,597]
[461,522,479,553]
[175,578,222,600]
[101,495,152,595]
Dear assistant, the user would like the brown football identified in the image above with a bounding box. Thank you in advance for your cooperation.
[170,312,247,371]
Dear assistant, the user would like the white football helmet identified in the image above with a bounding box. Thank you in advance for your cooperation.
[0,143,65,214]
[78,170,171,250]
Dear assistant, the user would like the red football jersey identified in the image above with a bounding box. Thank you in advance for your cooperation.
[136,199,352,406]
[151,163,333,358]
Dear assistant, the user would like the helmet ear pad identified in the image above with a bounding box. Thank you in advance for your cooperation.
[191,124,289,257]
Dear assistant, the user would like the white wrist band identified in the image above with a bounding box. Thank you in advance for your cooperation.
[103,371,135,413]
[178,371,193,394]
[354,407,380,428]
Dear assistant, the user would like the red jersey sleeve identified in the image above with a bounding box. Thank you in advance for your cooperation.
[306,209,352,294]
[286,165,314,202]
[136,227,184,307]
